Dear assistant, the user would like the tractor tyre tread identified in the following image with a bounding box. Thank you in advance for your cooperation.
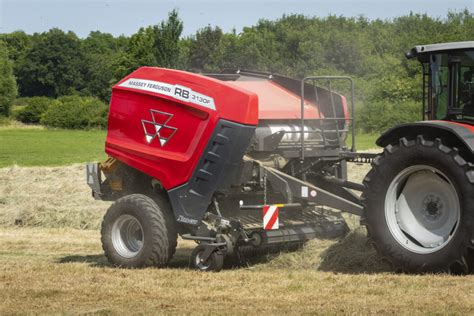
[361,135,474,273]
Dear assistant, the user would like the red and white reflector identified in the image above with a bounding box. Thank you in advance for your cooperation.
[263,205,279,230]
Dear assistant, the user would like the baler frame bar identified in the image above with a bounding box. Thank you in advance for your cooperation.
[242,158,364,216]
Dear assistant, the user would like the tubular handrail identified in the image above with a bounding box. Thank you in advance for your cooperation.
[300,76,356,162]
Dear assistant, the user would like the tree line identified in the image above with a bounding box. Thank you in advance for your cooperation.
[0,9,473,131]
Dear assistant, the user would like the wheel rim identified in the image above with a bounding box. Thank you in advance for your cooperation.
[385,165,460,254]
[112,214,144,258]
[194,250,211,270]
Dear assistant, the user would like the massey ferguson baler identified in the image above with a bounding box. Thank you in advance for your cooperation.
[88,42,474,273]
[87,67,365,271]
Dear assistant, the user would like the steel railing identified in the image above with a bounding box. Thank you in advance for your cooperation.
[299,76,356,161]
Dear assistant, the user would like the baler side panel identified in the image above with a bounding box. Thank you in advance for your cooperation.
[168,119,256,225]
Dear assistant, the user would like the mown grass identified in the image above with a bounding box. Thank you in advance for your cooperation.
[0,128,107,167]
[0,142,472,314]
[0,127,378,167]
[1,227,473,314]
[353,133,379,151]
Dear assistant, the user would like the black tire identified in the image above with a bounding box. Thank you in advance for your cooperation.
[362,136,474,273]
[191,245,224,272]
[152,194,178,259]
[101,194,173,268]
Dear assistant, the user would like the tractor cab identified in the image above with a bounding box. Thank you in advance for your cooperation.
[406,41,474,122]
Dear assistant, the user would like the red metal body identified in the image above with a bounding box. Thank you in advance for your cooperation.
[228,79,323,120]
[106,67,351,190]
[227,78,348,121]
[106,67,258,190]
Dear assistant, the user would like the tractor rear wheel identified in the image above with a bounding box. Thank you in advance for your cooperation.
[362,136,474,273]
[101,194,176,268]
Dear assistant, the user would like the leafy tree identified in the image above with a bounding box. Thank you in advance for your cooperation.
[0,41,17,116]
[3,9,474,132]
[153,9,183,68]
[112,26,156,81]
[210,31,240,70]
[232,23,282,72]
[0,31,32,65]
[41,95,108,129]
[16,28,84,97]
[188,26,223,71]
[175,37,192,70]
[358,100,421,133]
[14,97,52,123]
[113,11,184,80]
[82,31,122,101]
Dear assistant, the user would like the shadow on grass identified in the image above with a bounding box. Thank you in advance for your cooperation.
[57,229,392,273]
[58,247,195,269]
[58,254,109,267]
[56,245,282,270]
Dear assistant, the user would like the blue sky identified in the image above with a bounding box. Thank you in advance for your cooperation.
[1,0,473,38]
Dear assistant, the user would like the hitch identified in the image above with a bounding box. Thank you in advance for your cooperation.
[257,161,364,216]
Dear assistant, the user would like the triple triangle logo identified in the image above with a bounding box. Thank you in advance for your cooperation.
[141,110,177,147]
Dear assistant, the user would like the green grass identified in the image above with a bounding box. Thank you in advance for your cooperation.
[0,127,379,167]
[352,133,379,151]
[0,128,106,167]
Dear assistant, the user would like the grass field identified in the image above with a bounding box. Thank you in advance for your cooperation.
[0,128,107,167]
[8,127,464,314]
[1,159,473,313]
[0,126,379,167]
[1,227,473,314]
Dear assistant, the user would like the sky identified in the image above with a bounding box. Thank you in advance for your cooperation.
[0,0,473,38]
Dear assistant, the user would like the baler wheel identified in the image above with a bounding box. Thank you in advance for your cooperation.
[362,136,474,273]
[152,194,178,259]
[101,194,174,268]
[191,245,224,272]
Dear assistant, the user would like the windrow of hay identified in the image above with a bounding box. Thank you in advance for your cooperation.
[261,225,390,273]
[0,160,374,230]
[0,164,109,229]
[253,159,381,272]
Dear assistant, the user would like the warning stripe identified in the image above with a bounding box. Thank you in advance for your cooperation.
[263,205,279,230]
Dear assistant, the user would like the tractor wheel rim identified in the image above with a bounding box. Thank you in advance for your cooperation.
[385,165,460,254]
[112,214,144,258]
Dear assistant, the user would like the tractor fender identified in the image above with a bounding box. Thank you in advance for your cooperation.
[377,121,474,155]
